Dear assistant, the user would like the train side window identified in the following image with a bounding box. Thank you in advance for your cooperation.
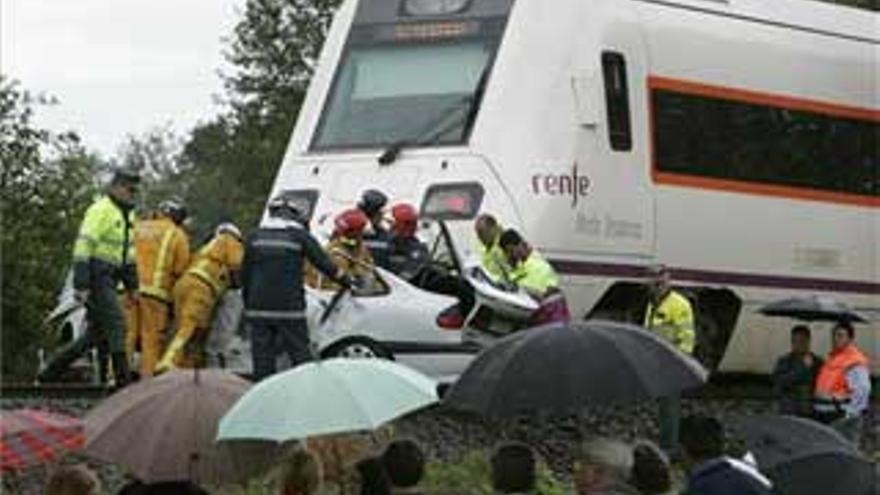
[601,51,632,151]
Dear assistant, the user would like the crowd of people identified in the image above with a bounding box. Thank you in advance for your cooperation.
[32,168,871,495]
[41,412,785,495]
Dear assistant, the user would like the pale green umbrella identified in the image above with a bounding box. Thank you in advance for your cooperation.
[217,358,438,442]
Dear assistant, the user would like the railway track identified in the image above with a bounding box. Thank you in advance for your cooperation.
[0,383,112,400]
[0,374,779,401]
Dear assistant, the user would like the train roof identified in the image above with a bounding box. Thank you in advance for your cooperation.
[640,0,879,43]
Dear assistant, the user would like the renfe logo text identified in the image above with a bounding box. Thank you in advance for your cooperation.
[531,162,591,208]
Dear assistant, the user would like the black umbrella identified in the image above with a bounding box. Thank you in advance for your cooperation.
[758,296,866,323]
[730,414,877,495]
[443,320,708,418]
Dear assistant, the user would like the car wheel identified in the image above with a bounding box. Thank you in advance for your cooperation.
[324,338,392,360]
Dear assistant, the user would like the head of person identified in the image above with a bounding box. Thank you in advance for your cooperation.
[278,448,323,495]
[679,414,725,466]
[475,214,501,248]
[790,325,812,355]
[831,320,855,351]
[380,439,425,489]
[390,203,419,239]
[498,229,529,266]
[108,167,141,208]
[573,438,632,494]
[358,189,388,227]
[158,198,188,226]
[491,442,536,494]
[44,464,100,495]
[630,440,672,495]
[355,456,391,495]
[646,264,671,301]
[268,195,308,225]
[333,209,369,247]
[215,222,242,243]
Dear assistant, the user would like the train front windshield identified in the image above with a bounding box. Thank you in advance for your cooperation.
[312,17,508,150]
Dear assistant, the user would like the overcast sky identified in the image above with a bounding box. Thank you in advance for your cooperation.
[2,0,243,157]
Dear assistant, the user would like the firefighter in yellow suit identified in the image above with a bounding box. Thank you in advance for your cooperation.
[156,222,243,372]
[305,208,375,291]
[125,200,190,376]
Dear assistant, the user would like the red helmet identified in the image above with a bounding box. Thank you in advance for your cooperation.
[391,203,418,237]
[333,208,368,238]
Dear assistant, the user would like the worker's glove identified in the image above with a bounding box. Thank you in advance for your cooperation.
[74,289,90,305]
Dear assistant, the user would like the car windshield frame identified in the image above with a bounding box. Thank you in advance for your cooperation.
[310,20,506,151]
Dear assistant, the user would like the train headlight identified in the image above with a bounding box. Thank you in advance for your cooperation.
[403,0,471,16]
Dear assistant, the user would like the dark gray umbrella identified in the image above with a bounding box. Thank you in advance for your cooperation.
[443,320,708,418]
[758,296,866,323]
[730,414,877,495]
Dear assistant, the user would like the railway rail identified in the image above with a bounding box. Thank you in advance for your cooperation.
[0,373,780,401]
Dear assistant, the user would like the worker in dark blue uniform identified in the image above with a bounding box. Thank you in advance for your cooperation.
[358,189,392,270]
[241,195,351,381]
[386,203,429,281]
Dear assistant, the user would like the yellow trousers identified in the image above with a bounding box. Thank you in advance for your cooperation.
[169,275,217,368]
[123,294,140,363]
[137,296,171,377]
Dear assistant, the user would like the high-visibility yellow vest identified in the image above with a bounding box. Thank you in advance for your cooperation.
[479,237,511,282]
[72,195,136,270]
[509,250,559,298]
[186,232,243,295]
[135,216,190,302]
[645,290,695,354]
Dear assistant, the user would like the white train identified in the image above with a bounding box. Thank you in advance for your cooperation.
[267,0,879,374]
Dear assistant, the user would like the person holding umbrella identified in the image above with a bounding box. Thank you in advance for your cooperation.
[771,324,823,417]
[643,264,695,455]
[813,320,871,444]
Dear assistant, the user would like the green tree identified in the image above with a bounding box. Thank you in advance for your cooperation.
[115,125,187,215]
[1,77,102,379]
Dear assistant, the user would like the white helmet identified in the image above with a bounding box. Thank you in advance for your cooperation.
[215,222,242,240]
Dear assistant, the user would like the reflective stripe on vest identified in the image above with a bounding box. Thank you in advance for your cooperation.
[252,239,302,251]
[364,240,389,250]
[189,265,222,295]
[140,227,178,302]
[244,309,306,320]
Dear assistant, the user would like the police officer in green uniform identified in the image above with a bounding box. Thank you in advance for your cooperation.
[644,263,695,455]
[39,168,140,386]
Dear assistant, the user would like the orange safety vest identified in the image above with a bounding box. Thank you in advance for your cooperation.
[814,344,869,400]
[187,232,244,296]
[135,216,190,302]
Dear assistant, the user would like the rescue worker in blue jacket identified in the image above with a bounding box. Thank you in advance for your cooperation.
[358,189,392,270]
[242,195,351,381]
[386,203,429,281]
[38,168,140,386]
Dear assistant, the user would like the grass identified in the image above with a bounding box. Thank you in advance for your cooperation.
[214,448,568,495]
